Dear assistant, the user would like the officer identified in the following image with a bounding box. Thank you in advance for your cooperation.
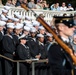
[16,35,31,75]
[2,23,16,75]
[48,16,75,75]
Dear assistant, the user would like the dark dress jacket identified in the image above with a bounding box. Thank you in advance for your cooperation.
[38,41,48,59]
[27,37,40,58]
[48,37,74,75]
[0,32,4,54]
[16,44,31,75]
[16,44,31,60]
[2,34,16,59]
[12,34,19,47]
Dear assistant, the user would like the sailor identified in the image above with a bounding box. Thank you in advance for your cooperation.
[13,24,22,47]
[32,20,40,31]
[37,33,48,75]
[14,12,22,23]
[12,18,20,25]
[16,35,31,75]
[39,26,49,44]
[27,27,40,58]
[45,33,53,51]
[2,23,16,75]
[22,25,30,39]
[26,27,40,75]
[0,21,6,75]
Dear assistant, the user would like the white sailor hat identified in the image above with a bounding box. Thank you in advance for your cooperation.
[0,21,6,26]
[17,15,22,19]
[30,27,36,32]
[24,20,32,25]
[1,17,8,21]
[2,9,8,13]
[38,26,45,30]
[15,25,22,29]
[6,16,13,20]
[46,33,53,37]
[26,23,33,27]
[4,6,10,11]
[24,26,30,31]
[28,26,34,29]
[14,13,22,19]
[16,23,23,28]
[25,16,31,20]
[12,18,19,22]
[37,34,44,38]
[0,14,5,18]
[19,34,27,40]
[32,20,40,26]
[7,23,14,28]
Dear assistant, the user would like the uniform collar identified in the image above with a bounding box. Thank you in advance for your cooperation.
[61,37,69,43]
[39,41,44,46]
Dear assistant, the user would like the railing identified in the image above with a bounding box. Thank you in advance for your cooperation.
[0,54,48,75]
[0,6,76,23]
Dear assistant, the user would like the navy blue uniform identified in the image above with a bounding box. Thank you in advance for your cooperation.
[0,31,4,75]
[16,44,31,75]
[48,41,73,75]
[27,37,40,58]
[2,34,16,75]
[37,41,48,75]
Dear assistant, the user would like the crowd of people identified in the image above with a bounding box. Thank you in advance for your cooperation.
[4,0,75,11]
[0,5,53,75]
[0,1,76,75]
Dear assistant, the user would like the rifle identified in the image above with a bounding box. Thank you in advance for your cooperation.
[21,4,76,64]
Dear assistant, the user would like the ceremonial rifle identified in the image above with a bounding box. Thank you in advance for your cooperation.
[21,4,76,64]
